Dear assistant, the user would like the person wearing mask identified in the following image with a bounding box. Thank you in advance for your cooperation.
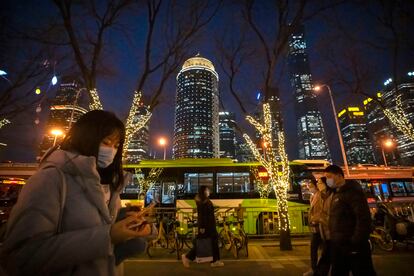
[182,185,223,268]
[304,179,323,276]
[0,110,151,275]
[324,165,376,276]
[315,177,334,276]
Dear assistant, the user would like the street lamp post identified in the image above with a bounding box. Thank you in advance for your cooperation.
[159,137,167,160]
[381,139,395,167]
[314,84,350,177]
[51,129,64,147]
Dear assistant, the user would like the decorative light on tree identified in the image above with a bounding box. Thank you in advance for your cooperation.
[0,118,11,129]
[250,166,272,199]
[89,88,104,110]
[383,94,414,141]
[243,103,292,249]
[134,167,163,196]
[122,91,152,159]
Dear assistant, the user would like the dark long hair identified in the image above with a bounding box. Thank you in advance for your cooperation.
[60,110,126,191]
[197,185,210,202]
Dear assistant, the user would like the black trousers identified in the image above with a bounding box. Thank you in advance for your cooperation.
[186,235,220,262]
[315,240,331,276]
[310,232,323,271]
[331,240,376,276]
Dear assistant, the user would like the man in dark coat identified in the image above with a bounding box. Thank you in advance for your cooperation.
[325,165,376,276]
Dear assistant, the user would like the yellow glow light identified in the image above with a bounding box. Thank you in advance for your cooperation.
[0,118,11,129]
[348,107,360,112]
[353,112,364,116]
[35,88,41,95]
[377,92,382,98]
[363,98,373,106]
[159,137,167,146]
[338,109,346,117]
[383,95,414,141]
[89,88,103,110]
[51,129,64,136]
[383,139,394,148]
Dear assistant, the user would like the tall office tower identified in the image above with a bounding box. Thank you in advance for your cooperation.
[236,141,256,162]
[288,25,330,160]
[219,111,236,159]
[125,102,150,163]
[381,74,414,165]
[364,94,399,165]
[338,106,375,165]
[39,78,89,157]
[173,54,219,158]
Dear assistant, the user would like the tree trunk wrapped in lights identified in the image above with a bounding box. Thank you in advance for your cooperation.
[88,89,104,111]
[243,103,292,250]
[123,91,152,159]
[134,167,164,197]
[383,94,414,141]
[0,118,10,130]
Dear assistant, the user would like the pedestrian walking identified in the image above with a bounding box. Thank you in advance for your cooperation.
[182,185,224,268]
[304,179,323,276]
[0,110,151,275]
[325,165,376,276]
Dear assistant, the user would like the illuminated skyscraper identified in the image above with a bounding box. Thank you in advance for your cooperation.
[288,25,330,160]
[338,106,375,165]
[125,102,150,163]
[173,54,219,158]
[366,74,414,165]
[219,111,236,159]
[39,78,88,157]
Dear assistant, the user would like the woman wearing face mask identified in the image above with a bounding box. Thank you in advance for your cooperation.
[304,179,323,276]
[314,177,335,276]
[182,185,224,268]
[0,110,151,276]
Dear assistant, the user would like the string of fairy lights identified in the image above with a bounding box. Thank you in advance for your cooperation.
[0,118,11,130]
[122,91,152,159]
[243,102,291,232]
[134,167,163,195]
[383,94,414,141]
[88,88,104,110]
[250,166,272,199]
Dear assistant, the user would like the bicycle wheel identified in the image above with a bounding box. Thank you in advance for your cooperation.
[237,229,248,257]
[183,231,194,249]
[375,227,394,251]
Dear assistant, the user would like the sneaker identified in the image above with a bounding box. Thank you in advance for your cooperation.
[211,260,224,267]
[181,254,190,268]
[303,269,314,276]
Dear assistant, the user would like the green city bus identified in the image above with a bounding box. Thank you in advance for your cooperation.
[122,158,316,236]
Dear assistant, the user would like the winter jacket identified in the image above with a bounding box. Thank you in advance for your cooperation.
[319,191,334,240]
[195,196,217,237]
[329,180,372,249]
[0,149,122,276]
[309,191,323,225]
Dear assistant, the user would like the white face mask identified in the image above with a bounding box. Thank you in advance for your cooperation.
[97,146,117,168]
[326,178,335,188]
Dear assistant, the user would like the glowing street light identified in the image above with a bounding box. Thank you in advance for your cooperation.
[51,75,58,86]
[50,129,64,146]
[313,84,349,177]
[0,70,7,76]
[381,139,395,167]
[159,137,167,160]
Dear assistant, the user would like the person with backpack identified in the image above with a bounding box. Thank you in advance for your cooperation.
[0,110,151,275]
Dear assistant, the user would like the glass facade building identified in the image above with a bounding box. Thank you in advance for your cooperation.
[364,74,414,166]
[338,107,375,165]
[219,111,236,159]
[125,103,150,163]
[173,55,219,159]
[39,79,89,158]
[288,26,330,160]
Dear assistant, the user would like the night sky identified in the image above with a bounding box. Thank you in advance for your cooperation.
[0,1,412,164]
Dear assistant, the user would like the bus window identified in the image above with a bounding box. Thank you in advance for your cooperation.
[217,172,233,193]
[405,181,414,196]
[299,179,312,201]
[233,172,250,193]
[161,181,175,204]
[198,173,213,193]
[390,181,407,196]
[184,173,199,193]
[381,183,390,199]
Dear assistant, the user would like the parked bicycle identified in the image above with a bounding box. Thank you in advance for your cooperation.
[369,226,394,252]
[146,215,180,259]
